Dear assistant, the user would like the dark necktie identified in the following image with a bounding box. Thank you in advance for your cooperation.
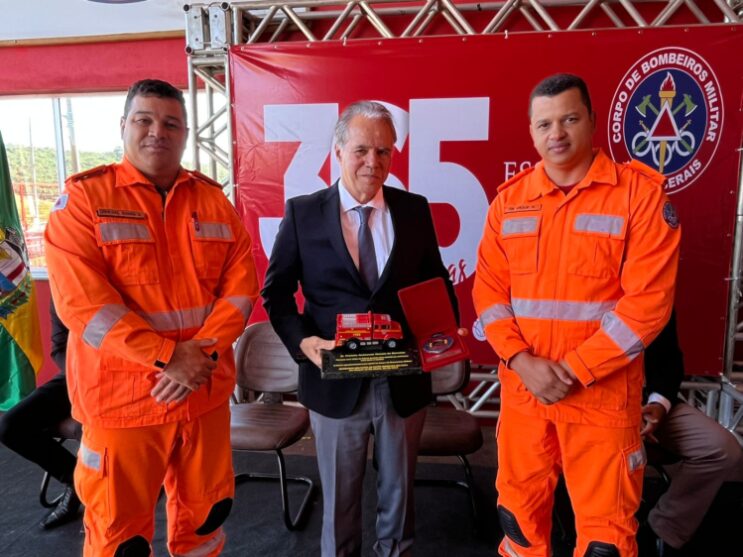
[353,206,378,290]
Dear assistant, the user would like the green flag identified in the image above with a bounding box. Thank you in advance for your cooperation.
[0,129,42,410]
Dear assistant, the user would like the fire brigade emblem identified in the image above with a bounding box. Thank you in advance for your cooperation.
[608,47,722,194]
[663,201,679,229]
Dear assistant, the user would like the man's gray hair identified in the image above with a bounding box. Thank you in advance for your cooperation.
[334,101,397,147]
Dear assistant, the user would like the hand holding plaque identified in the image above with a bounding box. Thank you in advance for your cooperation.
[320,312,421,379]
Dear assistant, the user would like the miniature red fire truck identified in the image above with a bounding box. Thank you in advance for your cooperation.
[334,312,403,350]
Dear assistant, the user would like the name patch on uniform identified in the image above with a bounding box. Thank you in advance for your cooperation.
[504,204,542,214]
[662,201,679,229]
[96,208,147,220]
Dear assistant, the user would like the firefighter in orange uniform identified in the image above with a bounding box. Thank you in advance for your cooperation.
[44,79,259,557]
[473,74,681,557]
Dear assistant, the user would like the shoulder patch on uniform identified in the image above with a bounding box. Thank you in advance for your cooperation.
[497,165,535,193]
[625,159,666,187]
[187,169,223,189]
[51,193,69,213]
[662,201,679,229]
[67,164,113,184]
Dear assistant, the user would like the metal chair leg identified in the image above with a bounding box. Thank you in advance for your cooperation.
[457,454,479,524]
[275,449,315,530]
[415,453,480,530]
[39,471,64,508]
[234,449,315,531]
[39,438,67,508]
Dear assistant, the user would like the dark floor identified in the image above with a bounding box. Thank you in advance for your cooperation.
[1,425,741,556]
[0,428,502,557]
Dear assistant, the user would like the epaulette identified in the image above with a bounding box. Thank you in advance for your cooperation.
[497,165,535,193]
[187,169,223,189]
[67,164,113,184]
[624,159,666,187]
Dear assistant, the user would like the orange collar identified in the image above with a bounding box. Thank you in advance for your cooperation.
[524,148,619,201]
[114,157,190,191]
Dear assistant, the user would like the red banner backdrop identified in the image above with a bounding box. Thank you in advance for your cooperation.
[231,26,742,375]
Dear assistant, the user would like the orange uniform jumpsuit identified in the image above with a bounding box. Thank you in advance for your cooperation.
[44,157,260,557]
[473,149,681,557]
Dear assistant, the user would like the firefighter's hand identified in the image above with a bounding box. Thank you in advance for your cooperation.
[641,402,667,443]
[300,336,336,369]
[163,338,218,390]
[151,373,192,404]
[509,352,574,405]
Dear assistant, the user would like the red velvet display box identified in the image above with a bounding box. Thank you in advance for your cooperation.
[398,278,469,371]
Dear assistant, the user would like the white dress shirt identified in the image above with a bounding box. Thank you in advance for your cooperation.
[338,181,395,279]
[647,392,672,412]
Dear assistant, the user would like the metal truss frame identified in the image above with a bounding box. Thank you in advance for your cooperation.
[184,1,743,431]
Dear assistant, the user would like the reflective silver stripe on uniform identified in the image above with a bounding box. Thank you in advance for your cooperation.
[512,298,616,321]
[502,538,523,557]
[98,222,151,242]
[194,222,233,241]
[226,296,253,321]
[174,528,225,557]
[574,214,624,236]
[79,441,101,471]
[502,216,539,237]
[627,445,647,473]
[137,304,213,332]
[83,304,129,349]
[601,311,644,359]
[479,303,514,327]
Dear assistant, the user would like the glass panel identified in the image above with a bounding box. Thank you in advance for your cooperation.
[0,89,217,274]
[0,98,60,271]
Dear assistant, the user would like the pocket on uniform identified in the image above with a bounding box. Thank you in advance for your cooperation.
[567,214,626,279]
[189,221,235,279]
[76,434,111,529]
[98,359,165,420]
[618,439,646,516]
[567,371,628,411]
[95,221,159,285]
[501,215,540,274]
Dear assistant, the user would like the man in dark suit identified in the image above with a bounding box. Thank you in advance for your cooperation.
[641,311,743,556]
[262,101,456,557]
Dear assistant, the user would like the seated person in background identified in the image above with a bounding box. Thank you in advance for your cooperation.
[0,300,81,529]
[641,310,743,556]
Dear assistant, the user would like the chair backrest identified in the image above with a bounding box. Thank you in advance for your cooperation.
[430,359,470,396]
[234,321,298,393]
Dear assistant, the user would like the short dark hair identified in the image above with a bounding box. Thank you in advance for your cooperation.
[528,73,592,116]
[123,79,187,120]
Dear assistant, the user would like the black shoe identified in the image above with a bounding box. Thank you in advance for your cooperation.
[40,485,81,530]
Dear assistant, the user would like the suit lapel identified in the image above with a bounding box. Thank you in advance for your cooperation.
[322,183,366,291]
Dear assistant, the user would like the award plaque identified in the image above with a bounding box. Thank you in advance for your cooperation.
[320,312,423,379]
[397,277,469,371]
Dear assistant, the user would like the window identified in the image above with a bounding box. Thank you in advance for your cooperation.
[0,94,124,275]
[0,90,215,276]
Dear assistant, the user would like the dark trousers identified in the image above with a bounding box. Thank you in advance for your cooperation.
[0,373,77,484]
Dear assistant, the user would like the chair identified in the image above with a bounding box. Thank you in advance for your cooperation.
[39,416,82,508]
[230,321,315,530]
[416,359,484,524]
